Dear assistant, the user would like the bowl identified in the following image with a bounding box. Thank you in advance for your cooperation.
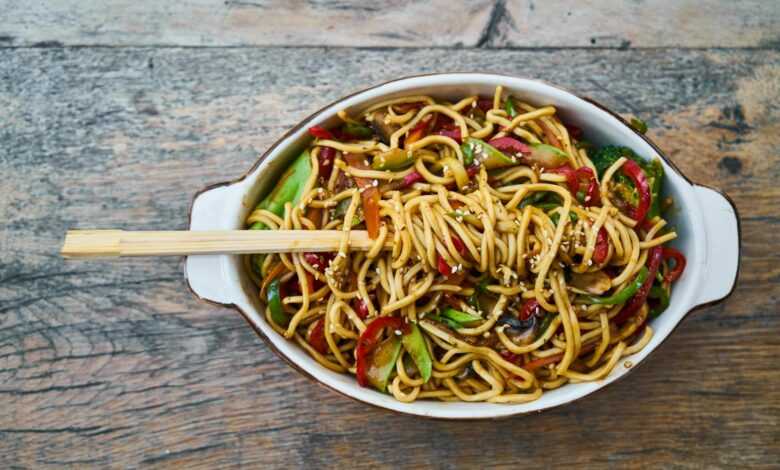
[185,73,740,419]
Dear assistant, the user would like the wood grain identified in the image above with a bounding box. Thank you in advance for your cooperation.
[1,46,779,468]
[1,0,778,48]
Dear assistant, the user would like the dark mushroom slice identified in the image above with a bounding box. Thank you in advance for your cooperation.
[370,110,399,145]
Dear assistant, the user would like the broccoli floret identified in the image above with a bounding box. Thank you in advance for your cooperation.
[589,145,642,178]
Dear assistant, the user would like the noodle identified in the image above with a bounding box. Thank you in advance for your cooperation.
[243,87,684,403]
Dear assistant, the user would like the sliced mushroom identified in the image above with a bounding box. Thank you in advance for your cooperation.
[569,270,612,295]
[498,313,537,346]
[370,110,398,145]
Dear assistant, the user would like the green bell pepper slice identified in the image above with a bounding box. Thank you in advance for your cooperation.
[401,324,432,382]
[365,336,403,392]
[334,198,363,227]
[342,122,374,139]
[461,137,517,170]
[425,313,461,329]
[442,307,483,327]
[371,148,414,171]
[249,150,312,230]
[648,283,670,318]
[550,210,578,225]
[267,278,290,327]
[580,267,648,305]
[250,253,266,278]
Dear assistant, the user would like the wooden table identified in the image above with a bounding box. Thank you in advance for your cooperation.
[2,1,778,467]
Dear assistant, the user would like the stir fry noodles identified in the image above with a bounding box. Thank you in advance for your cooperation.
[244,87,686,403]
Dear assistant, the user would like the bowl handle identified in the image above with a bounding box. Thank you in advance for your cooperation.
[692,185,740,307]
[185,184,238,305]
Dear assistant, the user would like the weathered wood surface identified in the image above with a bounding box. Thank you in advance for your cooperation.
[1,0,779,48]
[1,46,779,468]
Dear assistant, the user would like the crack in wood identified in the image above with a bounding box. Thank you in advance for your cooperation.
[140,443,227,464]
[0,381,107,396]
[477,0,506,48]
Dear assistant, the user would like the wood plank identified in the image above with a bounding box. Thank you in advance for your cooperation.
[492,0,780,48]
[1,0,778,48]
[1,47,778,468]
[0,0,494,48]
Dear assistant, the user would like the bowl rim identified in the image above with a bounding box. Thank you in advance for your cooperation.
[184,72,741,419]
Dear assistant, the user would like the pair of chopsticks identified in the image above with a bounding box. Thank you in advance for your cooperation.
[60,229,383,258]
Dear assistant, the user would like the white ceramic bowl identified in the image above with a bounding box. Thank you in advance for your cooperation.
[185,74,740,419]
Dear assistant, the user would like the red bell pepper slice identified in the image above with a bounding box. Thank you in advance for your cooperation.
[584,178,601,207]
[488,136,531,157]
[620,159,651,224]
[355,316,408,387]
[303,252,326,271]
[518,299,540,321]
[576,166,595,179]
[564,123,583,140]
[436,128,462,143]
[592,227,609,264]
[343,153,382,239]
[500,350,521,364]
[308,318,328,355]
[285,271,315,296]
[405,116,432,146]
[552,165,601,206]
[361,187,381,239]
[451,235,467,256]
[318,146,335,182]
[309,125,334,140]
[613,246,663,325]
[400,170,424,188]
[437,254,452,277]
[662,247,686,283]
[552,164,580,194]
[289,272,316,295]
[476,98,494,112]
[353,298,370,319]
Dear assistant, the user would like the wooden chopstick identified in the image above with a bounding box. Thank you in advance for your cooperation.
[60,229,387,258]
